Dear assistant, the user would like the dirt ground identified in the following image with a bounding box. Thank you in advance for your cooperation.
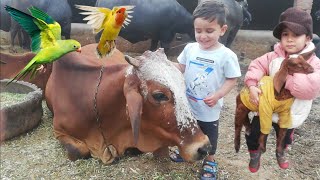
[1,36,320,179]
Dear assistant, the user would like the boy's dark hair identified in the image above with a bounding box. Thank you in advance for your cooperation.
[193,0,227,27]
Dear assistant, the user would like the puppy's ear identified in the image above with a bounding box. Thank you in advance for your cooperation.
[299,49,315,61]
[273,70,287,94]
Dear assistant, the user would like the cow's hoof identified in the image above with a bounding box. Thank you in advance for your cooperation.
[0,79,42,142]
[101,144,118,164]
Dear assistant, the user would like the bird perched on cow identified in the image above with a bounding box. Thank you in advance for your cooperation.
[75,4,134,58]
[4,5,81,84]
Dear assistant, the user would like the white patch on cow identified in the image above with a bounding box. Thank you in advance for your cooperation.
[140,81,148,99]
[125,66,134,76]
[133,49,197,130]
[191,128,195,135]
[180,140,184,145]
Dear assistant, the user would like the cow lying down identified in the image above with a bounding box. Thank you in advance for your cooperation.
[46,44,210,164]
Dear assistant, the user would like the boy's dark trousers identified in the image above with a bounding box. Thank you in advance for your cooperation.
[197,120,219,155]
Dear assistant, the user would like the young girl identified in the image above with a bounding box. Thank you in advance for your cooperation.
[244,7,320,173]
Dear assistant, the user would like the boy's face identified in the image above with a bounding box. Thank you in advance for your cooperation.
[280,28,311,55]
[194,17,227,50]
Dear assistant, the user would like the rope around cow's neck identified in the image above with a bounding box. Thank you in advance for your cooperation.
[94,65,105,124]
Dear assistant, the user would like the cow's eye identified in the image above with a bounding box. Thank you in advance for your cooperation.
[152,92,169,102]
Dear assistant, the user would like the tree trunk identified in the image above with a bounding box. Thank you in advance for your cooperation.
[293,0,313,14]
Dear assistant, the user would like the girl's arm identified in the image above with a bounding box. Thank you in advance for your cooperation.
[244,52,273,87]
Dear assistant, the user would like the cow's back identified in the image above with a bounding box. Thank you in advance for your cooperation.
[46,44,128,139]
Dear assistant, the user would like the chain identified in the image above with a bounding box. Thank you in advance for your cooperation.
[94,65,105,123]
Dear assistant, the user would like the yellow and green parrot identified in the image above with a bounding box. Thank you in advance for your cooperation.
[5,5,82,84]
[75,4,134,58]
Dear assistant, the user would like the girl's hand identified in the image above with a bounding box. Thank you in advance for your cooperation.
[203,94,220,107]
[249,86,262,106]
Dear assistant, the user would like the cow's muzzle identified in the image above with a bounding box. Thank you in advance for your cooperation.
[197,144,212,159]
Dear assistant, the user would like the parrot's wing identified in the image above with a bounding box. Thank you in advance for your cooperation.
[118,5,135,28]
[75,5,111,33]
[28,6,62,41]
[5,6,59,53]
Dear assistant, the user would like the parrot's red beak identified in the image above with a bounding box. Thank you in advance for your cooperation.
[76,47,82,53]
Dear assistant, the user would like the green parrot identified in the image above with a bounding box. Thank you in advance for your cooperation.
[5,5,82,84]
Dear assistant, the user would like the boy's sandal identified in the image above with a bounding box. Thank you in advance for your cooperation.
[169,149,184,162]
[200,160,218,180]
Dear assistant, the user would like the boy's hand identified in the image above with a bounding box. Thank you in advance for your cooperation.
[203,94,220,107]
[249,86,261,106]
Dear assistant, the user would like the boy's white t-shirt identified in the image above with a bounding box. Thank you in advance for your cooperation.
[178,43,241,122]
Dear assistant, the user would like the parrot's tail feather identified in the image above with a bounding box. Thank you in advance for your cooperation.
[96,47,103,59]
[6,78,16,86]
[96,40,116,59]
[30,67,38,80]
[6,70,27,86]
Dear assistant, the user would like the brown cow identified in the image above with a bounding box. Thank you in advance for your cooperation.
[45,44,210,164]
[0,52,52,92]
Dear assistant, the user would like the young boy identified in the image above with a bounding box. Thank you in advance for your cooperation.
[244,7,320,173]
[171,1,241,179]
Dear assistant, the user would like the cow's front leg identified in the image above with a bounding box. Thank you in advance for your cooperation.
[85,128,118,164]
[54,131,91,161]
[153,146,169,158]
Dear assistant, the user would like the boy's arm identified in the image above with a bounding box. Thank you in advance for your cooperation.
[203,78,238,107]
[285,55,320,99]
[172,62,186,73]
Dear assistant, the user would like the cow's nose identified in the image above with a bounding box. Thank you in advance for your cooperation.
[197,144,212,156]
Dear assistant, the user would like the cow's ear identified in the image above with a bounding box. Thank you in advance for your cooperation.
[123,74,143,145]
[125,55,140,67]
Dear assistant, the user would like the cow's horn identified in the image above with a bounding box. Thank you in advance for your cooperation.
[125,55,140,67]
[156,48,165,53]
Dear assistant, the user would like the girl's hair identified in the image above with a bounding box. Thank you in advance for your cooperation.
[193,0,227,27]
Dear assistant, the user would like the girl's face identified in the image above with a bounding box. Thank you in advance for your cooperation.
[280,28,311,55]
[194,18,227,50]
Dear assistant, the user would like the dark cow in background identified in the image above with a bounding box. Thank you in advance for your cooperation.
[176,0,198,14]
[1,0,72,49]
[312,0,320,35]
[67,0,97,23]
[236,0,252,26]
[0,0,11,32]
[94,0,195,53]
[0,0,27,48]
[46,44,210,164]
[316,42,320,58]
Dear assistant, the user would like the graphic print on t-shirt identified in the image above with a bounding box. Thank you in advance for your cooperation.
[186,57,215,102]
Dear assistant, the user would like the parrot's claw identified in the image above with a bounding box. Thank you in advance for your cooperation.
[37,65,46,73]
